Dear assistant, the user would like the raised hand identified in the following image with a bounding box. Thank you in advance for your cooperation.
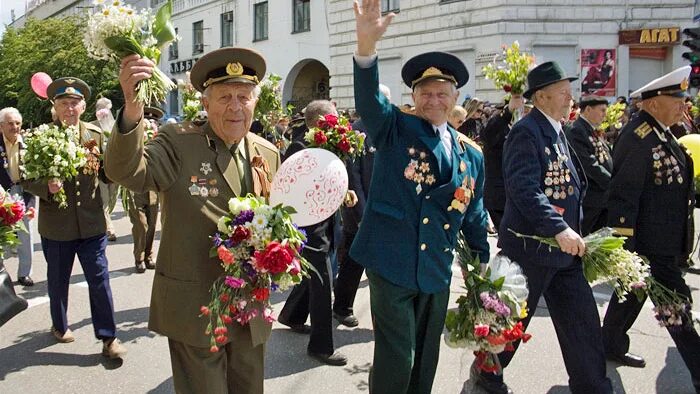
[353,0,395,56]
[118,54,154,129]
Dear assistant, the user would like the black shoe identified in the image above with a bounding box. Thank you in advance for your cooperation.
[333,312,359,327]
[606,352,646,368]
[471,363,513,394]
[307,350,347,366]
[17,276,34,287]
[278,319,311,334]
[135,261,146,274]
[144,258,156,270]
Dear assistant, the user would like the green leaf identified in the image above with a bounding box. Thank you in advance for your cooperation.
[492,276,505,290]
[152,0,177,48]
[104,35,144,58]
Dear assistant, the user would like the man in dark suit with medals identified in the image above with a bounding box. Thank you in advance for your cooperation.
[351,1,490,392]
[602,66,700,391]
[478,61,613,394]
[0,107,35,286]
[565,96,612,235]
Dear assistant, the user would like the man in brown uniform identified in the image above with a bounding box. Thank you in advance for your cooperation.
[105,48,280,393]
[23,77,126,358]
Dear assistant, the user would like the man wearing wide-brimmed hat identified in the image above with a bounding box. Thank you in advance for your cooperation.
[564,95,612,236]
[22,77,127,359]
[486,61,614,394]
[602,66,700,392]
[351,1,490,392]
[106,48,280,393]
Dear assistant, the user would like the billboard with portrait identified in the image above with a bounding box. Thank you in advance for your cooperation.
[581,49,616,97]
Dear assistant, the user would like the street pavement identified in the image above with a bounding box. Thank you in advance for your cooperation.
[1,201,699,393]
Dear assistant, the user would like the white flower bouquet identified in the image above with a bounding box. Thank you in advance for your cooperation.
[21,124,87,208]
[84,0,177,104]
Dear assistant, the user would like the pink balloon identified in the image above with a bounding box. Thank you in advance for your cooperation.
[30,72,52,99]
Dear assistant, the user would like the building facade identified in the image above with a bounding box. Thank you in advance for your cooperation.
[328,0,696,108]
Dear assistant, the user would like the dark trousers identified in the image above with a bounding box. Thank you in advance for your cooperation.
[128,201,159,262]
[366,270,449,394]
[484,260,613,394]
[278,246,334,354]
[602,254,700,388]
[41,234,116,339]
[582,206,607,236]
[333,231,364,316]
[488,209,504,230]
[168,326,265,394]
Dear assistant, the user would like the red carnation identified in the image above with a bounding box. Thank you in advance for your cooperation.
[251,287,270,302]
[337,126,348,134]
[253,241,296,274]
[314,131,328,145]
[503,84,512,93]
[231,226,251,244]
[317,114,339,129]
[0,201,24,225]
[217,245,235,266]
[337,137,351,153]
[200,306,210,316]
[219,293,230,303]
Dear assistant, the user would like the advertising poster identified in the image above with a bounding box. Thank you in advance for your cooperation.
[581,49,616,97]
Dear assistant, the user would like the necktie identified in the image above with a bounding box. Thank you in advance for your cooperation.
[557,132,578,183]
[231,143,250,196]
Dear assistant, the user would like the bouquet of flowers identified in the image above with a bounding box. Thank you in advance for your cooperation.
[22,124,87,208]
[510,228,693,329]
[144,118,158,141]
[482,41,535,96]
[84,0,177,104]
[599,102,626,132]
[177,72,205,122]
[445,236,531,373]
[0,186,28,254]
[201,196,313,352]
[304,114,365,162]
[254,74,293,152]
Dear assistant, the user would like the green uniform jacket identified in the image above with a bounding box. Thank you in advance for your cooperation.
[104,119,280,348]
[23,121,107,241]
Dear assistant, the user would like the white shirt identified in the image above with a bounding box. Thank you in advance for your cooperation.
[354,52,453,152]
[540,109,564,135]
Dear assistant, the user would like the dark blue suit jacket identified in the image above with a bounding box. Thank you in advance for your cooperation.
[0,138,35,208]
[349,58,489,293]
[498,108,587,268]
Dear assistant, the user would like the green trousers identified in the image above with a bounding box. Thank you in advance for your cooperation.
[367,269,450,394]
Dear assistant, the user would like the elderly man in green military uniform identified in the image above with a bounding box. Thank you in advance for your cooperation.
[106,48,280,393]
[23,77,126,358]
[128,105,162,273]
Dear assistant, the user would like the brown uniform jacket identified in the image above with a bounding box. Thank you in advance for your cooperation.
[104,119,280,348]
[23,121,107,241]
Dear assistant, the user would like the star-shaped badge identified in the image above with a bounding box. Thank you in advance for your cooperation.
[200,162,212,175]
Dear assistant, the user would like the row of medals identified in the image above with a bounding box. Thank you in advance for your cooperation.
[652,145,683,185]
[588,136,610,164]
[189,175,220,197]
[544,150,573,200]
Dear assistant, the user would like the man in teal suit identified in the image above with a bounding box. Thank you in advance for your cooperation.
[350,1,489,393]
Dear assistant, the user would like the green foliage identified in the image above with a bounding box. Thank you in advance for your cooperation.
[0,16,120,126]
[482,41,535,95]
[600,102,626,131]
[254,74,293,149]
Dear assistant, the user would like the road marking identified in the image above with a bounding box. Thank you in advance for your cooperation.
[27,296,49,308]
[74,270,130,288]
[28,271,132,307]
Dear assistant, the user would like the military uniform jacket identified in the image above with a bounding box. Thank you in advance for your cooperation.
[0,137,35,208]
[607,110,694,257]
[105,119,280,348]
[498,108,588,268]
[23,121,106,241]
[350,59,490,294]
[565,117,612,208]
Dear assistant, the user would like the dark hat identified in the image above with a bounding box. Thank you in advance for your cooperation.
[46,77,91,101]
[144,106,164,121]
[190,47,266,92]
[523,61,577,99]
[579,95,609,109]
[630,66,690,100]
[401,52,469,90]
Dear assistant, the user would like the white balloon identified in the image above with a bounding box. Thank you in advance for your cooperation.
[270,148,348,227]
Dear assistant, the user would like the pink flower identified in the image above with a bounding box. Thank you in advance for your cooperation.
[217,245,235,265]
[474,324,490,337]
[289,258,301,276]
[224,276,246,289]
[263,308,276,323]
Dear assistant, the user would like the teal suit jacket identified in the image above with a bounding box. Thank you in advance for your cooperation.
[349,58,489,293]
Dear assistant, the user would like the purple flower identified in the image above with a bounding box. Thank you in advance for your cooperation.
[212,233,223,247]
[223,238,234,248]
[224,276,246,288]
[234,210,254,225]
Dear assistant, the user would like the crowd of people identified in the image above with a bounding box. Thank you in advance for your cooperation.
[2,0,700,393]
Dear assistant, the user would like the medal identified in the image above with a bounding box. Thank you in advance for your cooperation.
[653,153,660,160]
[200,186,209,197]
[210,187,219,197]
[568,185,574,194]
[655,178,662,185]
[209,179,217,186]
[545,188,553,197]
[189,183,200,195]
[560,190,567,199]
[678,175,684,184]
[553,191,560,199]
[460,161,467,172]
[545,177,553,186]
[544,147,551,155]
[200,162,212,175]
